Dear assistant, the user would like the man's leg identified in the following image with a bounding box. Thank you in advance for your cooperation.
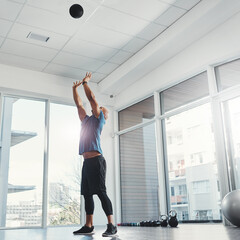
[97,191,113,220]
[86,214,93,227]
[97,191,117,237]
[84,195,94,227]
[72,194,94,235]
[107,215,114,224]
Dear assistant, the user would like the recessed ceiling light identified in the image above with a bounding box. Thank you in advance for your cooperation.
[27,32,50,42]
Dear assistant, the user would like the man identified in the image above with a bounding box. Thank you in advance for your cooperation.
[72,72,117,237]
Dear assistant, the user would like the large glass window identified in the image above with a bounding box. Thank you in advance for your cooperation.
[1,97,45,227]
[118,96,155,131]
[161,72,209,114]
[215,58,240,91]
[222,96,240,189]
[164,104,221,221]
[119,123,159,222]
[48,103,81,226]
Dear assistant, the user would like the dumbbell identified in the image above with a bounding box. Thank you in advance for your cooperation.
[160,215,168,227]
[145,221,151,226]
[168,210,178,227]
[140,221,147,226]
[153,220,161,227]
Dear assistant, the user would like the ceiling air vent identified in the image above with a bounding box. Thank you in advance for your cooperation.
[27,32,50,42]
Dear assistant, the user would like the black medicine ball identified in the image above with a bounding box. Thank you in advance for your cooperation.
[69,4,84,19]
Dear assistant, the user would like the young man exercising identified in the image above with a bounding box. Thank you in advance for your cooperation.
[72,72,117,237]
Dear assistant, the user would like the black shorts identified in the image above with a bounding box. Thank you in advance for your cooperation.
[81,155,107,196]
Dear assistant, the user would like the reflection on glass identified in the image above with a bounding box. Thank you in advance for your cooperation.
[48,103,81,226]
[222,97,240,189]
[5,98,45,227]
[119,123,159,222]
[164,104,221,221]
[118,96,155,131]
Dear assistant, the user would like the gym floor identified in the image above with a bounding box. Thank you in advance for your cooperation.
[0,224,240,240]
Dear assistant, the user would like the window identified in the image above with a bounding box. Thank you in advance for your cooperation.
[119,123,159,222]
[164,103,221,221]
[190,152,204,165]
[192,180,210,194]
[48,103,81,226]
[217,181,220,192]
[179,185,187,195]
[215,58,240,91]
[160,71,209,114]
[0,97,45,227]
[221,96,240,189]
[118,96,155,131]
[177,134,183,145]
[0,98,81,228]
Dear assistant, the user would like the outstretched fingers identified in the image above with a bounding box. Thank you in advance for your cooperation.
[73,80,82,88]
[84,72,92,82]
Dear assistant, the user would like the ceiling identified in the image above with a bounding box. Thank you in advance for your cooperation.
[0,0,201,84]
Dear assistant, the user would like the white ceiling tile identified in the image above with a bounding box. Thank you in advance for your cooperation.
[8,23,70,49]
[26,0,70,13]
[103,0,170,22]
[52,52,105,71]
[0,19,13,37]
[9,0,26,3]
[0,37,4,46]
[154,5,186,26]
[173,0,201,10]
[96,62,119,74]
[63,38,118,61]
[0,52,48,71]
[44,63,87,80]
[159,0,177,5]
[0,39,58,61]
[0,0,23,21]
[74,23,132,49]
[91,72,106,83]
[137,22,166,41]
[87,6,149,36]
[16,5,81,36]
[107,50,133,64]
[122,37,148,53]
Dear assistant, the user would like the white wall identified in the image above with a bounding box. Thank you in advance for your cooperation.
[115,10,240,110]
[0,63,114,106]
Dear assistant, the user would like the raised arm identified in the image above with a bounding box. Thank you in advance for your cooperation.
[72,81,87,121]
[82,72,101,118]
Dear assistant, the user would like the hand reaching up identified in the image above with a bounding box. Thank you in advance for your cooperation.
[72,80,82,89]
[82,72,92,83]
